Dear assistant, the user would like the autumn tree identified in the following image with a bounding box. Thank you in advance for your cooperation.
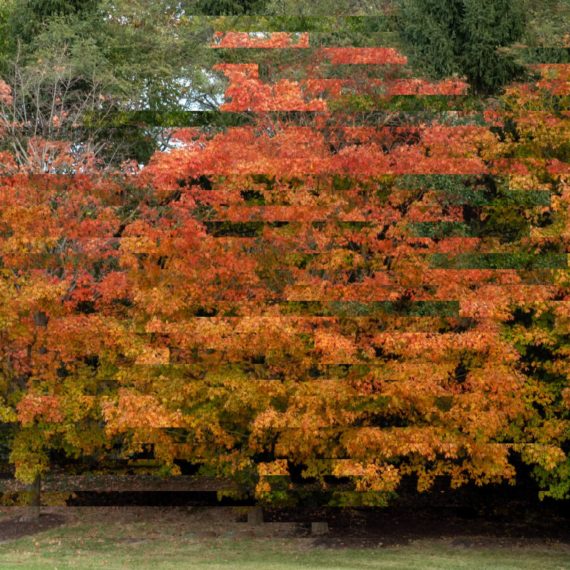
[485,64,570,498]
[0,90,143,495]
[1,10,568,509]
[96,34,569,504]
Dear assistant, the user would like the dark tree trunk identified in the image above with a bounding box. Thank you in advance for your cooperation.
[24,474,41,521]
[247,506,264,525]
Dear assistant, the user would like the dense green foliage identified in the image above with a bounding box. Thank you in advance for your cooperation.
[7,0,100,46]
[395,0,528,94]
[191,0,269,15]
[0,0,218,164]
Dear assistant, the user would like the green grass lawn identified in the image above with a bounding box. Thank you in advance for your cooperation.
[0,509,568,570]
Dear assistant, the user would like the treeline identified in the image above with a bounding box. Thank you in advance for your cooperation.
[0,0,568,166]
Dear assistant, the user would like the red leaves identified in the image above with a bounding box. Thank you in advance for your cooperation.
[321,47,407,65]
[212,31,310,49]
[215,64,327,112]
[386,78,468,96]
[145,124,489,180]
[17,394,64,426]
[533,64,570,95]
[0,79,12,106]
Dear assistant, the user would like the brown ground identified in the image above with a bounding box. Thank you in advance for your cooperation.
[0,512,66,542]
[1,472,569,549]
[0,504,568,550]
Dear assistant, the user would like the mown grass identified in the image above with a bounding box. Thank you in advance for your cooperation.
[0,510,568,570]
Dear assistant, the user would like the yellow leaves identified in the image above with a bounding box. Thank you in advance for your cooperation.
[332,461,401,493]
[519,444,567,472]
[53,376,98,424]
[251,407,282,437]
[563,389,570,409]
[135,346,170,365]
[9,430,50,484]
[119,235,160,257]
[258,459,289,477]
[0,399,17,423]
[508,174,550,192]
[525,418,569,443]
[443,444,515,489]
[101,389,183,435]
[314,329,357,363]
[255,479,272,499]
[19,278,68,309]
[342,426,454,463]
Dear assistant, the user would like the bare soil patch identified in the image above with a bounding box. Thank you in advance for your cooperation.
[0,512,66,542]
[0,504,568,552]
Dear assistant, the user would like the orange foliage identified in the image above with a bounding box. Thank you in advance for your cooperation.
[2,34,569,502]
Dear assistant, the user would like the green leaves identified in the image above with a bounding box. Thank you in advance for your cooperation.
[396,0,528,94]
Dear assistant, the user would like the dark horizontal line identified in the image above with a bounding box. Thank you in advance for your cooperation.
[202,220,544,238]
[429,253,568,270]
[81,107,495,128]
[64,491,254,507]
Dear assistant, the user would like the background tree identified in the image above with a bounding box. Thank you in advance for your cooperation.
[395,0,528,94]
[0,0,220,166]
[4,0,100,50]
[191,0,269,15]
